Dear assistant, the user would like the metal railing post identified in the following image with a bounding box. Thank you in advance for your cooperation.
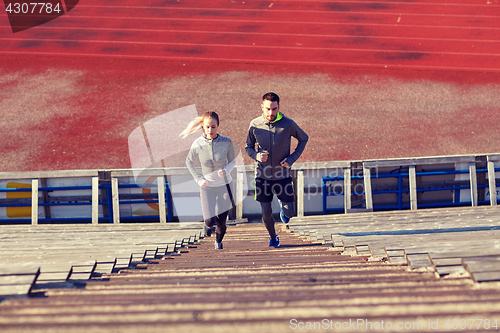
[31,179,38,225]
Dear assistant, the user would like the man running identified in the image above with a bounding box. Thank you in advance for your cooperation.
[245,92,309,247]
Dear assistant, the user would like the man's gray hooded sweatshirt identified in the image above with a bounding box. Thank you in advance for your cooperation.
[245,112,308,180]
[186,134,236,187]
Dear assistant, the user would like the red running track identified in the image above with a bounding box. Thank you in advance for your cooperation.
[0,0,499,172]
[1,0,499,72]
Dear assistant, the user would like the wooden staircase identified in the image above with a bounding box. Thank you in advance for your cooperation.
[2,219,500,332]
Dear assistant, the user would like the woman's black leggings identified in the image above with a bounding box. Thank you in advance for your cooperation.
[200,185,232,243]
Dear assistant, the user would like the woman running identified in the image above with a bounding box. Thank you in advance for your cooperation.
[181,111,235,250]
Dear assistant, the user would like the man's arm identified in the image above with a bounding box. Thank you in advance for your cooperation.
[245,126,260,161]
[285,121,309,166]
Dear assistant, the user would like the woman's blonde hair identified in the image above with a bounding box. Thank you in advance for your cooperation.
[180,111,220,139]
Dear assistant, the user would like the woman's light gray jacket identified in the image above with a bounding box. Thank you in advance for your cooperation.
[186,134,236,187]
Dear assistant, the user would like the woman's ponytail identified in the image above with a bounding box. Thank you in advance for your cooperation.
[180,111,220,139]
[180,116,203,139]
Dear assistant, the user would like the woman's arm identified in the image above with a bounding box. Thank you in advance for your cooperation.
[223,140,237,175]
[186,143,206,186]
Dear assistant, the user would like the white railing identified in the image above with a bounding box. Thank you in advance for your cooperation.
[1,153,500,225]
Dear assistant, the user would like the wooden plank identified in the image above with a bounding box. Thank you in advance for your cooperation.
[363,155,475,168]
[463,256,500,264]
[409,165,418,210]
[0,267,40,276]
[435,265,466,277]
[111,177,120,224]
[487,154,500,162]
[111,167,192,178]
[343,168,351,213]
[0,225,204,281]
[472,271,500,283]
[292,161,351,170]
[0,274,38,285]
[0,266,40,296]
[343,239,357,254]
[345,208,373,213]
[432,258,463,266]
[363,165,373,210]
[69,262,97,280]
[297,170,304,218]
[465,262,500,273]
[157,176,167,224]
[92,176,99,225]
[289,206,500,270]
[0,170,99,180]
[469,162,478,207]
[355,244,371,256]
[406,253,432,269]
[0,285,35,296]
[290,211,500,227]
[463,257,500,273]
[385,248,407,264]
[331,236,344,249]
[31,179,38,225]
[93,261,117,275]
[233,165,255,173]
[36,264,73,282]
[488,160,498,206]
[115,256,133,270]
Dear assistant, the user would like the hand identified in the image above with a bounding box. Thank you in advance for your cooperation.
[218,169,226,178]
[199,180,209,188]
[260,150,269,162]
[280,159,290,168]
